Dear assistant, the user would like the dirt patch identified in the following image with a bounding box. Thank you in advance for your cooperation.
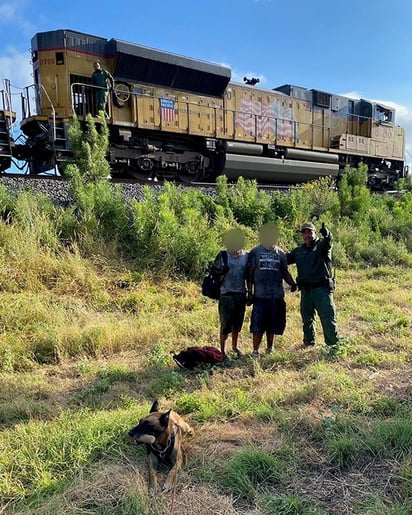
[369,364,412,401]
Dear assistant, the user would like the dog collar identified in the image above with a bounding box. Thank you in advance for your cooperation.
[150,426,177,459]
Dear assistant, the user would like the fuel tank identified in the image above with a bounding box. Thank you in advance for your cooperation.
[284,148,339,164]
[222,154,339,183]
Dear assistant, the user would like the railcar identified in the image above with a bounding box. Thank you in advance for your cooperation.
[0,29,407,188]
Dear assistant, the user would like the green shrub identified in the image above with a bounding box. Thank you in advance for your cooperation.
[216,175,273,228]
[128,182,225,276]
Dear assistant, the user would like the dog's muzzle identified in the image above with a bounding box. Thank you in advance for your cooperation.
[127,432,156,445]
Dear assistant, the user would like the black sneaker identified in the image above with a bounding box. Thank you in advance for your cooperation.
[232,348,243,358]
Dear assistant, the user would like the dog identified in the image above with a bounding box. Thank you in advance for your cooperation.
[127,400,193,492]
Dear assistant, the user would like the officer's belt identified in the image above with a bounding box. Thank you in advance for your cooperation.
[299,280,326,290]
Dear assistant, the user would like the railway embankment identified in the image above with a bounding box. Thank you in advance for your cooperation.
[0,175,163,207]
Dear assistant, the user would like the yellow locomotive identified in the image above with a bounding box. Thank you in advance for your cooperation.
[0,29,407,188]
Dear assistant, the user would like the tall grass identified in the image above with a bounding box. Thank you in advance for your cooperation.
[0,140,411,513]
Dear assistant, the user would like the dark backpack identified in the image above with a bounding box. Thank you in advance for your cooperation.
[201,251,228,300]
[172,346,225,369]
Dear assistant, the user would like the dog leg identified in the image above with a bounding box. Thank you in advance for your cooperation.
[179,421,193,434]
[171,412,193,435]
[148,453,159,493]
[162,448,182,493]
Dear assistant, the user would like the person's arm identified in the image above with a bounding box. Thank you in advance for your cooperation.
[320,223,333,250]
[246,266,254,304]
[286,249,295,265]
[246,252,255,304]
[282,269,297,291]
[281,253,297,291]
[109,71,114,89]
[211,252,226,276]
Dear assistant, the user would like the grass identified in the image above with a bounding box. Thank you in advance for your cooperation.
[0,247,411,514]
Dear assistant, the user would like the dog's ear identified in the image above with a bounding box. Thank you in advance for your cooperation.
[159,409,171,427]
[150,400,159,413]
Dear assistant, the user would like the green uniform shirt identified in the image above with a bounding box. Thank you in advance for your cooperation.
[287,234,333,284]
[91,69,113,89]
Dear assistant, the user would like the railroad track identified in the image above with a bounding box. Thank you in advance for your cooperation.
[0,173,406,196]
[0,173,297,191]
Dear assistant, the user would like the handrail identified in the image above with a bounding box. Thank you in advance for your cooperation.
[68,80,378,145]
[1,79,16,131]
[22,83,56,141]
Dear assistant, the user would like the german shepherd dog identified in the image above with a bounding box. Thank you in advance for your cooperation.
[127,400,193,492]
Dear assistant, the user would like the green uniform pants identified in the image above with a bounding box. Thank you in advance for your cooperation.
[95,90,108,113]
[300,287,339,346]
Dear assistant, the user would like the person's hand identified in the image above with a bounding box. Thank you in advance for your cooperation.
[290,283,298,293]
[320,222,328,238]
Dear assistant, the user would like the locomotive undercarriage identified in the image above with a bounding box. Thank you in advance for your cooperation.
[107,129,215,183]
[340,154,406,190]
[12,117,406,190]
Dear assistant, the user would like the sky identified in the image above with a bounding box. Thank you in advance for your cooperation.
[1,0,412,163]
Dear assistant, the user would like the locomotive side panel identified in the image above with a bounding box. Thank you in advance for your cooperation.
[293,100,313,148]
[131,85,223,137]
[392,127,406,159]
[224,84,299,147]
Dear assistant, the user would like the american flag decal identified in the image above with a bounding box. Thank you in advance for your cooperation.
[160,98,175,122]
[236,97,296,140]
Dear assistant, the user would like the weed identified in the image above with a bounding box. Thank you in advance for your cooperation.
[399,455,412,498]
[221,446,286,503]
[258,492,326,514]
[146,341,172,368]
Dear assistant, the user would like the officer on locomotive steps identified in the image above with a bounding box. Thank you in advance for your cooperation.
[90,61,114,117]
[287,222,340,351]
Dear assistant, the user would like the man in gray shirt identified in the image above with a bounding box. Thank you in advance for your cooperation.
[247,222,297,357]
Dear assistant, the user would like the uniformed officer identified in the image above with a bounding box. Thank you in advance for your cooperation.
[90,61,114,116]
[287,222,339,349]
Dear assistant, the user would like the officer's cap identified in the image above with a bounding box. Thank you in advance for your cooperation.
[300,222,316,232]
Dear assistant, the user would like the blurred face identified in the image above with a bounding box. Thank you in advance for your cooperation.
[302,228,316,246]
[93,62,101,71]
[224,229,245,252]
[259,223,279,249]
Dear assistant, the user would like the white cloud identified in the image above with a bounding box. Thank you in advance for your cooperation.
[0,1,35,34]
[0,49,32,131]
[0,49,32,88]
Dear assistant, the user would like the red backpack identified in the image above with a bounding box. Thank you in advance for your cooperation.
[172,346,224,369]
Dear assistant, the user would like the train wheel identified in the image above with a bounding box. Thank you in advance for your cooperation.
[128,158,156,181]
[177,161,203,183]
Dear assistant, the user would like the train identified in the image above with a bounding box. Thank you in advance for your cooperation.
[0,29,408,189]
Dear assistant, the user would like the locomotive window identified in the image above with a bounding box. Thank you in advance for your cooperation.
[56,52,64,65]
[376,105,393,123]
